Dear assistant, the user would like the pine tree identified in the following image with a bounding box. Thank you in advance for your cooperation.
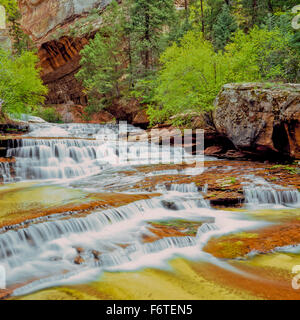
[76,1,127,114]
[212,4,237,51]
[128,0,176,80]
[0,0,33,54]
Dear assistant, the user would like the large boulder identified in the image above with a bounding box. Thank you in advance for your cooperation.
[214,83,300,159]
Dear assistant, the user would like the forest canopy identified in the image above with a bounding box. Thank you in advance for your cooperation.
[76,0,300,125]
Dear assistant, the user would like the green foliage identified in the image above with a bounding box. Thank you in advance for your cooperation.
[147,31,222,124]
[76,1,126,114]
[128,0,177,81]
[77,0,177,116]
[62,0,300,124]
[147,23,299,125]
[34,107,62,123]
[0,49,48,115]
[212,4,237,51]
[225,27,298,82]
[0,0,33,55]
[241,0,299,28]
[146,30,242,125]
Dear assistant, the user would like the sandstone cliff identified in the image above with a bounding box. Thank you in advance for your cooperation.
[18,0,113,106]
[214,83,300,159]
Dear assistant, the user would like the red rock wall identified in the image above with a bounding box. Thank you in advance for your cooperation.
[39,36,89,105]
[18,0,108,106]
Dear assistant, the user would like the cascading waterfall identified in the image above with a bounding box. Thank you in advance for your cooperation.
[26,122,143,139]
[0,198,163,264]
[1,121,289,298]
[0,195,212,267]
[0,162,12,183]
[0,121,200,182]
[169,183,199,193]
[6,138,106,180]
[244,186,300,205]
[243,177,300,206]
[0,180,263,297]
[11,224,217,297]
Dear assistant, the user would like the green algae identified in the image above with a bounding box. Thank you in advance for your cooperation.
[0,182,88,226]
[245,208,300,222]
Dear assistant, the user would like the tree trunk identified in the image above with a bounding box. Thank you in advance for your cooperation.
[200,0,205,34]
[267,0,273,13]
[252,0,257,26]
[145,12,150,71]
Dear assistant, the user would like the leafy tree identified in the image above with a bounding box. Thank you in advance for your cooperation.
[147,25,299,125]
[34,106,62,123]
[226,27,299,82]
[147,31,230,125]
[212,4,237,50]
[0,49,48,115]
[240,0,299,28]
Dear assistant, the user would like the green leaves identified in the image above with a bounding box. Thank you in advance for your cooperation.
[76,1,127,115]
[147,22,299,125]
[212,4,237,51]
[0,49,48,115]
[147,31,228,125]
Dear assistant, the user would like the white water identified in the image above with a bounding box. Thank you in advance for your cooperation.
[4,191,263,296]
[0,162,12,183]
[0,122,297,297]
[0,177,266,297]
[3,122,203,181]
[243,176,300,207]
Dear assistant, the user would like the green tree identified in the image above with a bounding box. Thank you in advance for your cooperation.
[147,31,230,125]
[0,49,48,115]
[147,25,299,125]
[212,4,237,50]
[226,27,299,82]
[0,0,33,55]
[76,1,127,114]
[129,0,176,79]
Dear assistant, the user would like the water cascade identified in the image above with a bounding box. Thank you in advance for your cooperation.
[243,177,300,206]
[0,162,12,183]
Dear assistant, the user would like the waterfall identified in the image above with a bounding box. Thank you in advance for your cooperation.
[26,123,142,139]
[169,183,199,193]
[196,222,219,237]
[0,198,163,264]
[0,120,199,181]
[11,223,219,297]
[6,138,106,180]
[0,192,213,266]
[0,162,12,183]
[244,186,300,206]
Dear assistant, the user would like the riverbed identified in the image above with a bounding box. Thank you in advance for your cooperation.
[0,122,299,300]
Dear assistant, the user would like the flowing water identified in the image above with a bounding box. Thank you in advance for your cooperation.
[0,122,299,298]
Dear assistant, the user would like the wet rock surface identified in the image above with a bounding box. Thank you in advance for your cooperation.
[131,160,300,208]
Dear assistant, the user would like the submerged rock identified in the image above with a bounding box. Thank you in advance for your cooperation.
[214,83,300,159]
[74,256,85,265]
